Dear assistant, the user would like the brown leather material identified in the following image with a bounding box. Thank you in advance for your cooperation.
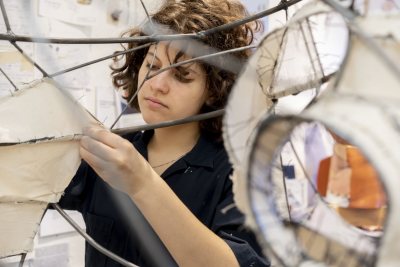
[316,144,387,229]
[316,157,330,197]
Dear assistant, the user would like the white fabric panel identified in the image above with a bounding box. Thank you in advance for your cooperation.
[223,0,344,227]
[337,36,400,99]
[224,0,345,170]
[0,141,81,203]
[0,202,47,258]
[303,94,400,267]
[0,78,97,143]
[0,79,99,258]
[238,9,400,267]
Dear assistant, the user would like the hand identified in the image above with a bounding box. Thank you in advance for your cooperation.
[80,127,152,196]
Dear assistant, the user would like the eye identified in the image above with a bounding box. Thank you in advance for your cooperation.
[174,67,194,83]
[145,62,160,71]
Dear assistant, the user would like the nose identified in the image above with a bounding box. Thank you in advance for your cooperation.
[148,70,170,94]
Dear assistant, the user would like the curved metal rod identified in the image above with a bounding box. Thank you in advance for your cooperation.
[109,37,252,129]
[199,0,303,36]
[111,109,224,136]
[146,44,256,80]
[51,203,139,267]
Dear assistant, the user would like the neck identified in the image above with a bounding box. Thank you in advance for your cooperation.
[149,122,200,153]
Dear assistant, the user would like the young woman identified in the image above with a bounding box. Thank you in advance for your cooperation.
[60,0,268,266]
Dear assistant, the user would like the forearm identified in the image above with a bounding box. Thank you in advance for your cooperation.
[79,128,239,266]
[131,168,240,267]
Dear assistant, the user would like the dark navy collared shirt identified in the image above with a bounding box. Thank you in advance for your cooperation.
[59,130,269,267]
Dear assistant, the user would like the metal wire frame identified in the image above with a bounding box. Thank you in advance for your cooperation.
[51,203,139,267]
[109,43,256,129]
[4,0,392,266]
[111,109,225,136]
[4,2,385,267]
[0,0,302,45]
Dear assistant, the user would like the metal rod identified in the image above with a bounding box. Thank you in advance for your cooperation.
[146,44,256,80]
[109,43,159,129]
[51,203,139,267]
[306,18,325,78]
[49,42,153,78]
[111,109,224,135]
[0,33,198,44]
[0,0,11,32]
[18,253,27,267]
[109,43,252,129]
[139,0,154,28]
[0,67,18,91]
[198,0,303,36]
[11,42,49,77]
[0,0,303,45]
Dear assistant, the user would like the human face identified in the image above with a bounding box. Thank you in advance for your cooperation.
[137,42,208,124]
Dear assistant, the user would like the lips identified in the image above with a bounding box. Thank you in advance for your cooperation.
[144,97,168,108]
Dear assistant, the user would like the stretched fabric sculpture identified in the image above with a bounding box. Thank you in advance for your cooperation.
[223,0,346,227]
[242,5,400,267]
[0,78,98,257]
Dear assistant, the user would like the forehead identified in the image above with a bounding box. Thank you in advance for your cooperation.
[146,41,205,74]
[148,41,194,61]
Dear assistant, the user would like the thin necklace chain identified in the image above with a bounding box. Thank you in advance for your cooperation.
[150,152,189,169]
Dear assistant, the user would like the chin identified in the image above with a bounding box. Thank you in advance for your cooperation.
[142,113,165,124]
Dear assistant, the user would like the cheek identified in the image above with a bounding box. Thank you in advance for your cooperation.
[137,65,149,95]
[189,88,208,112]
[137,65,147,86]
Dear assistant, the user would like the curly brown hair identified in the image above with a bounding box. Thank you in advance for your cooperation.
[111,0,260,140]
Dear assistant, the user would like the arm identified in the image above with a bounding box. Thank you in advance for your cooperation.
[80,126,240,267]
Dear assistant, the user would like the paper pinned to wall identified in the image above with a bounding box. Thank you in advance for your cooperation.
[34,20,91,88]
[38,0,102,26]
[0,1,33,34]
[0,52,35,97]
[0,1,35,52]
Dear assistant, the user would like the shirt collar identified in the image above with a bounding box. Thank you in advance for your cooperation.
[133,130,220,170]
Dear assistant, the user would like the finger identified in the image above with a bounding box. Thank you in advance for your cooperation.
[80,135,118,162]
[80,146,131,193]
[80,145,109,174]
[83,127,126,149]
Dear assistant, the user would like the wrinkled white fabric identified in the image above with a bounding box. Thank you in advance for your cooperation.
[0,78,97,143]
[0,141,81,202]
[0,78,99,258]
[223,1,345,228]
[0,202,47,258]
[242,12,400,267]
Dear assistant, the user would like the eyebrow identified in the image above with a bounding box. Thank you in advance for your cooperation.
[147,51,160,62]
[147,50,200,76]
